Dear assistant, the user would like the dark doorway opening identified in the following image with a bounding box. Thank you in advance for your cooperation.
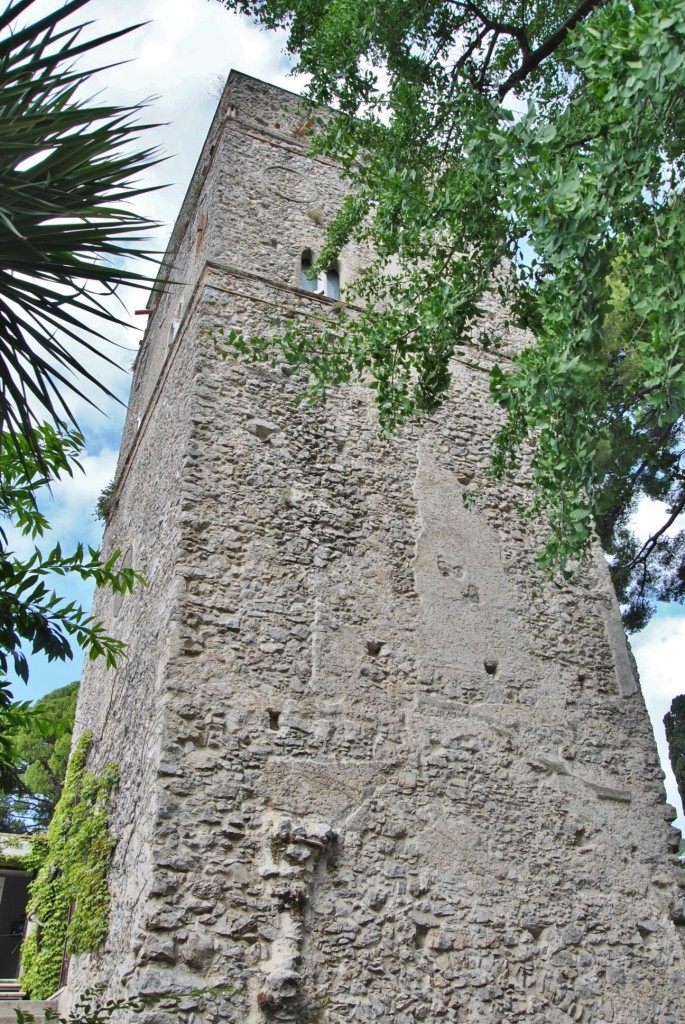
[0,870,29,979]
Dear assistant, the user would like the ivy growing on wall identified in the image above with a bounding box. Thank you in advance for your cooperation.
[20,731,119,999]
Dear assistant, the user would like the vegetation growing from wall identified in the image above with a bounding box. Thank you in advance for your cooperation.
[13,985,234,1024]
[94,481,117,526]
[20,732,119,999]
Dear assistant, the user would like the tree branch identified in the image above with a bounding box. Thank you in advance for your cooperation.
[498,0,609,100]
[453,24,490,75]
[478,29,500,91]
[453,1,531,55]
[624,492,685,572]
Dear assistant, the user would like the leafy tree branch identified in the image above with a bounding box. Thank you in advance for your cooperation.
[0,0,162,460]
[0,425,144,786]
[218,0,685,626]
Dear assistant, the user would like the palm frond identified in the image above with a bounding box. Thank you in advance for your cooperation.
[0,0,163,454]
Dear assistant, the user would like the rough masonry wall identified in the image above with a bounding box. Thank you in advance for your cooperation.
[70,294,200,997]
[71,73,685,1024]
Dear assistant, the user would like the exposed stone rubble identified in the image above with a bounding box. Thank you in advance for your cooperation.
[69,71,685,1024]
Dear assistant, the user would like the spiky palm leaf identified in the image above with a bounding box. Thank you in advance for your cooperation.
[0,0,162,453]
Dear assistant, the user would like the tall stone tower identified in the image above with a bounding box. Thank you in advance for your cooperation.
[72,72,684,1024]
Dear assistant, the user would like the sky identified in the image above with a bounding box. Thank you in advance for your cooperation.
[5,0,685,836]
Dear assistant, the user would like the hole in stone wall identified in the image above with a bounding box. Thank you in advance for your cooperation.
[576,669,593,691]
[168,320,180,350]
[414,924,428,949]
[637,921,658,942]
[268,709,281,731]
[670,901,685,927]
[484,658,498,676]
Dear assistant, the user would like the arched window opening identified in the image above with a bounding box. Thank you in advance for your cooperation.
[300,250,316,292]
[324,265,340,300]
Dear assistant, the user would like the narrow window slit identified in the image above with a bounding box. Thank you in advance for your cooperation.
[300,250,316,292]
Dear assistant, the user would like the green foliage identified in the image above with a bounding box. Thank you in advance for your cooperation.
[0,701,45,794]
[20,732,119,1000]
[0,426,143,679]
[0,425,144,787]
[0,682,79,833]
[490,0,685,606]
[665,695,685,816]
[219,0,685,621]
[94,482,116,527]
[0,0,161,458]
[0,0,151,785]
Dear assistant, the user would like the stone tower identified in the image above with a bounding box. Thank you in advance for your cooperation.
[72,71,685,1024]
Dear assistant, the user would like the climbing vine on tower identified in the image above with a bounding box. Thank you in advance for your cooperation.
[20,732,119,999]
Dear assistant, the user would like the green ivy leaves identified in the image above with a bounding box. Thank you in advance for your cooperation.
[20,732,118,999]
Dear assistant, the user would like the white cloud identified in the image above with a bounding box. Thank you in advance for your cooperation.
[3,438,118,706]
[3,442,117,559]
[630,497,680,545]
[632,609,685,831]
[46,447,119,545]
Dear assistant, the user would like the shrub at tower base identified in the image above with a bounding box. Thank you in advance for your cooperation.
[20,732,119,999]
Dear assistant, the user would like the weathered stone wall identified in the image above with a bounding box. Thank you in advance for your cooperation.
[71,72,685,1024]
[70,290,199,994]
